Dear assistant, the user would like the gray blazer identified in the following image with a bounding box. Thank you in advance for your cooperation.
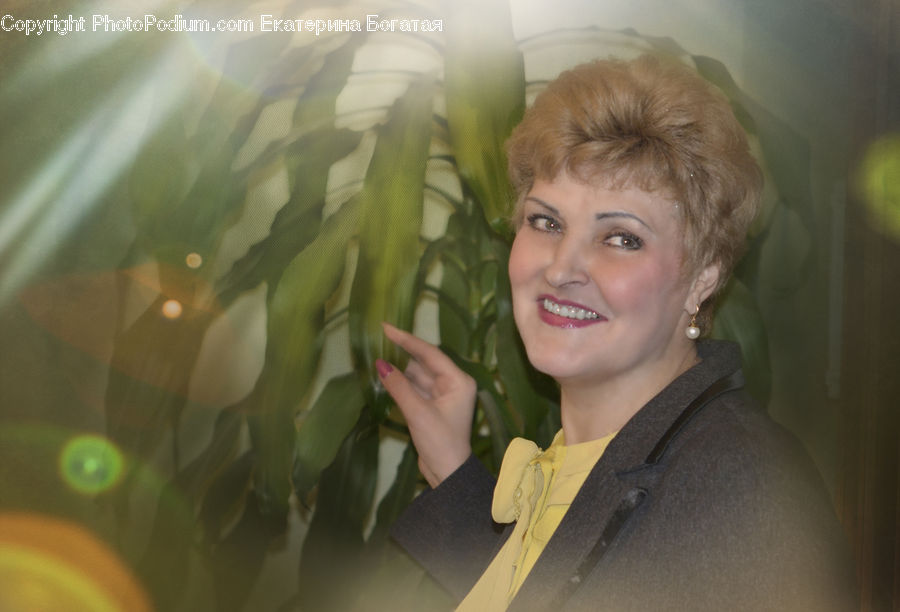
[390,340,858,611]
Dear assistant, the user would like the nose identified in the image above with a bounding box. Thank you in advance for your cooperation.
[544,235,589,288]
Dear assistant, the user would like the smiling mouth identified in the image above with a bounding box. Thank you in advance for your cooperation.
[539,296,602,321]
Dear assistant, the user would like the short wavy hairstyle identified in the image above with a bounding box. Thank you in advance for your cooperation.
[506,54,762,325]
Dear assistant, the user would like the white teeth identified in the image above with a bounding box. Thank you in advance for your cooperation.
[542,298,599,320]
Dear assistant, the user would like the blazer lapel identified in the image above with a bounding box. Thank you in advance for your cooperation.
[507,340,743,611]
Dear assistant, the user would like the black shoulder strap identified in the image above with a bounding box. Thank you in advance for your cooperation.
[644,370,745,465]
[549,370,745,608]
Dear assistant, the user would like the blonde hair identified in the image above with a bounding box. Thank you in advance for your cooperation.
[506,55,762,325]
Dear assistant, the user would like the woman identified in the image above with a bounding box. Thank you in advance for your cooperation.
[376,55,856,611]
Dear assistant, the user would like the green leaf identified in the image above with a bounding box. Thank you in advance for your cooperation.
[755,202,814,295]
[444,0,525,234]
[134,474,196,611]
[292,35,367,131]
[292,372,365,498]
[216,128,362,305]
[348,78,435,414]
[249,196,361,519]
[215,35,364,304]
[238,34,364,176]
[198,450,255,547]
[368,441,419,544]
[741,98,817,277]
[130,405,245,611]
[440,348,515,470]
[711,277,772,404]
[167,405,245,516]
[437,217,474,357]
[690,55,758,136]
[297,420,379,611]
[127,78,259,270]
[693,55,815,244]
[211,496,281,612]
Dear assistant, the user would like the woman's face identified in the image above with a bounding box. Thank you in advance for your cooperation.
[508,173,713,388]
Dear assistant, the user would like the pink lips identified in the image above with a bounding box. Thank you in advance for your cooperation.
[536,294,606,329]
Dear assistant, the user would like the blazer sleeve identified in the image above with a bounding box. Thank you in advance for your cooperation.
[389,454,511,600]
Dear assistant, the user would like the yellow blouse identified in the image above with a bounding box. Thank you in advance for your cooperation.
[457,430,616,611]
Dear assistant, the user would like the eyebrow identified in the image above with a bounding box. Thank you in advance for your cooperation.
[525,196,652,230]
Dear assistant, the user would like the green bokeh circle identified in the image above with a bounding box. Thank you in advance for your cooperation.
[860,134,900,239]
[58,435,124,495]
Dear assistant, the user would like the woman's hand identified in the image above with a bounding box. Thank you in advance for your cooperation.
[378,322,475,488]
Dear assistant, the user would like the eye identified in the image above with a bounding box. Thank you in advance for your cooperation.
[526,213,562,233]
[604,231,643,250]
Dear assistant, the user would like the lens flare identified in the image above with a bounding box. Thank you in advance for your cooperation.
[59,435,124,495]
[185,252,203,269]
[161,299,183,319]
[859,133,900,240]
[0,513,151,612]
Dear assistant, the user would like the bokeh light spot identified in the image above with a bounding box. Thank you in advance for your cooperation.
[59,435,123,495]
[161,298,183,319]
[0,513,151,612]
[859,133,900,240]
[0,544,119,612]
[185,252,203,269]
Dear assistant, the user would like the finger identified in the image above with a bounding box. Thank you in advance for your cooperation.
[382,322,460,376]
[376,359,430,423]
[405,360,436,397]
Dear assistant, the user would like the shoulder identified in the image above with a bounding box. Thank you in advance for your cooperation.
[653,388,835,517]
[664,389,821,485]
[635,390,858,609]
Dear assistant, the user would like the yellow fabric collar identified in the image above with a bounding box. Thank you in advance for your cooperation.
[492,430,614,524]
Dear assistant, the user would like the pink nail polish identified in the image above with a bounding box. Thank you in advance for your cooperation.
[376,359,393,378]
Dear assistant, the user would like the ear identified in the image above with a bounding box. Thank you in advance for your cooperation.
[684,264,720,313]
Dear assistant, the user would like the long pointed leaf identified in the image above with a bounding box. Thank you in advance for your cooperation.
[292,372,365,499]
[348,78,435,415]
[216,128,362,305]
[249,197,360,519]
[444,0,525,233]
[211,496,279,612]
[368,441,419,544]
[296,420,379,610]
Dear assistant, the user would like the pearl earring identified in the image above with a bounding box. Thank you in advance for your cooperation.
[685,305,701,339]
